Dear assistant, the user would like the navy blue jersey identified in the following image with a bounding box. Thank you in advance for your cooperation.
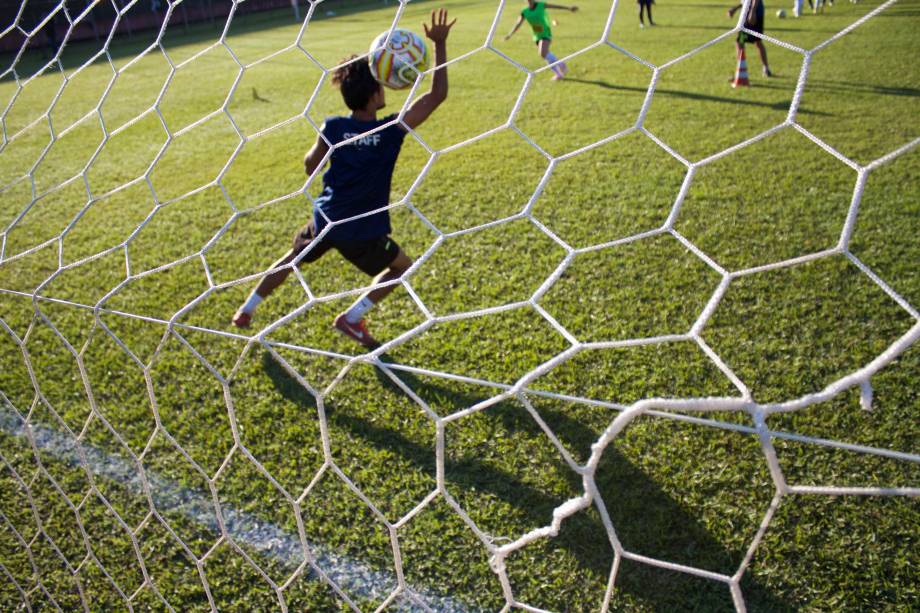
[313,114,406,241]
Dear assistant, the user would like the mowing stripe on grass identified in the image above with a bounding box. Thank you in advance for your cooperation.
[0,403,479,613]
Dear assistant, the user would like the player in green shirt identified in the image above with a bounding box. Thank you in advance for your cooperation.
[504,1,579,80]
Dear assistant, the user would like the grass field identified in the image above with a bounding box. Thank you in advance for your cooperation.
[0,0,918,611]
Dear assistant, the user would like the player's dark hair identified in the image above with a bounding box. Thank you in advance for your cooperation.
[331,55,380,111]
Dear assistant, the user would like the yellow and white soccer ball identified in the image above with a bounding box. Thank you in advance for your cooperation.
[368,29,430,90]
[776,8,787,17]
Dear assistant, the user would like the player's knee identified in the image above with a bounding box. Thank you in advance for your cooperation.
[390,252,413,275]
[289,243,308,267]
[393,258,412,275]
[292,225,313,254]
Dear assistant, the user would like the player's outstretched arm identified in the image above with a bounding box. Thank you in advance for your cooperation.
[402,8,455,131]
[504,16,525,40]
[545,4,579,11]
[304,132,330,176]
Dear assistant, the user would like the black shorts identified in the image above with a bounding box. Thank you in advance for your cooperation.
[738,22,763,44]
[293,221,400,276]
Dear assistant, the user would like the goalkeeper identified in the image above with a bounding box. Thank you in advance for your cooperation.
[232,9,456,349]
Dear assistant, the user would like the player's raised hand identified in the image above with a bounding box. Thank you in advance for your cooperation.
[423,8,456,44]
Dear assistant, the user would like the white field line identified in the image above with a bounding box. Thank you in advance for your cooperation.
[0,405,480,613]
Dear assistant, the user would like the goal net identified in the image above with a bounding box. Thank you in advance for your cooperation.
[0,0,917,611]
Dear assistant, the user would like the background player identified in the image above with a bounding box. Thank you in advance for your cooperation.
[728,0,772,77]
[504,1,579,81]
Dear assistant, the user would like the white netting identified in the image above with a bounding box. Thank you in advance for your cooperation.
[0,0,917,611]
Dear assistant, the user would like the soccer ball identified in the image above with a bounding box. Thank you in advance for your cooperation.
[776,8,787,17]
[368,29,430,90]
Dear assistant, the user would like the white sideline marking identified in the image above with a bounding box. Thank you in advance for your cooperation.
[0,405,478,613]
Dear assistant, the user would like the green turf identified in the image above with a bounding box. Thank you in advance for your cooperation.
[1,0,918,611]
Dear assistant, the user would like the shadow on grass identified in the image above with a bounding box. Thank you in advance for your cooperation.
[565,77,834,116]
[671,3,746,8]
[262,350,794,611]
[630,23,837,33]
[802,79,920,98]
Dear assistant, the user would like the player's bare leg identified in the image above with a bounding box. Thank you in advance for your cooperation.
[367,249,412,304]
[639,2,654,26]
[334,249,413,348]
[231,250,298,328]
[755,40,771,76]
[539,38,567,80]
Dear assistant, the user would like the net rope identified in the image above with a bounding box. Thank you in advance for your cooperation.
[0,0,917,611]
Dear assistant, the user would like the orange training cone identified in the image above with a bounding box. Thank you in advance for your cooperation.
[732,45,750,88]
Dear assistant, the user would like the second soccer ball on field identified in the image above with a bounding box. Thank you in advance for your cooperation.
[368,29,430,90]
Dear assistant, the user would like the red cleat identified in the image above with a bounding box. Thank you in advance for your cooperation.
[231,310,252,328]
[333,314,380,349]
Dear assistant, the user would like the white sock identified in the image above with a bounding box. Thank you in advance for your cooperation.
[545,52,565,76]
[345,296,375,324]
[240,292,262,314]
